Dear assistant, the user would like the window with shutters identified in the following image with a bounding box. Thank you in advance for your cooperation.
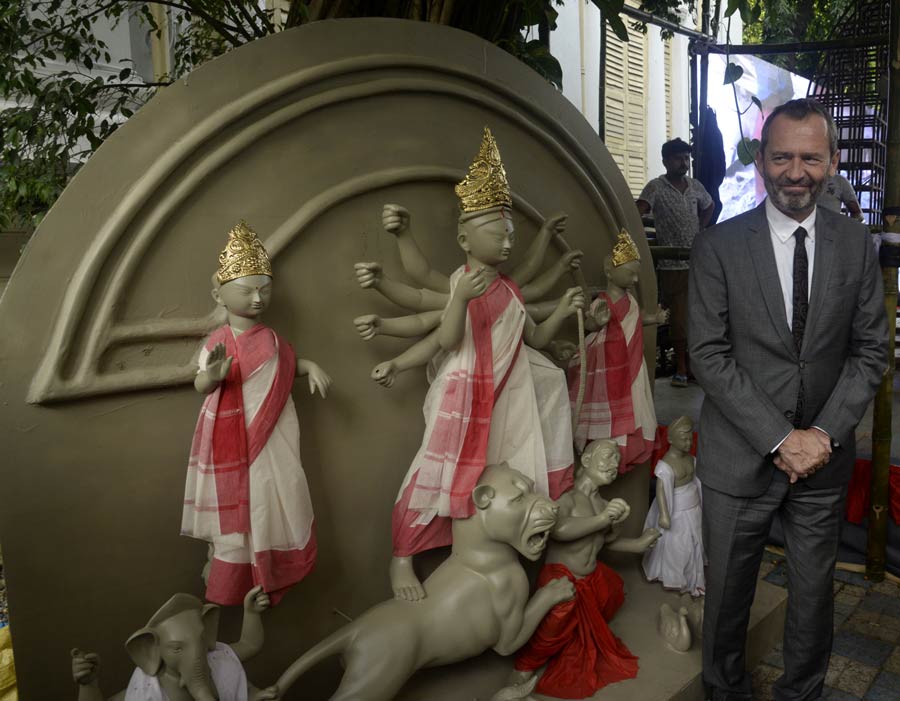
[603,8,648,196]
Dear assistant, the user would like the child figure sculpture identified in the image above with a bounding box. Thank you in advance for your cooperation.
[567,231,667,469]
[390,128,585,601]
[181,222,331,606]
[513,439,660,698]
[642,415,705,596]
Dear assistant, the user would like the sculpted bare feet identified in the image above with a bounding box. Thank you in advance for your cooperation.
[390,555,426,601]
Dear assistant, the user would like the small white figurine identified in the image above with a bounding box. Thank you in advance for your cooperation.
[642,415,705,596]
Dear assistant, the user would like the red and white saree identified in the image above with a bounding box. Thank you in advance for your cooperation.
[567,291,656,469]
[392,267,574,557]
[182,324,316,605]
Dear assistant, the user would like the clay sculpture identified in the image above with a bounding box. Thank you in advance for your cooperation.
[567,231,667,470]
[71,586,277,701]
[270,464,574,701]
[181,222,330,606]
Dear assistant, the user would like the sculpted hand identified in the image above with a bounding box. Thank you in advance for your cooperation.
[557,249,583,272]
[71,648,100,685]
[548,339,577,363]
[244,584,271,614]
[639,527,662,550]
[540,212,568,237]
[382,204,410,234]
[354,261,382,289]
[659,513,671,530]
[603,497,630,525]
[592,299,611,328]
[653,305,669,325]
[305,362,332,398]
[457,267,488,301]
[541,576,576,606]
[775,429,832,482]
[206,342,233,384]
[372,360,397,388]
[353,314,381,341]
[557,287,585,317]
[249,686,281,701]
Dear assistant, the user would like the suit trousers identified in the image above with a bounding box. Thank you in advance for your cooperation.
[702,473,847,701]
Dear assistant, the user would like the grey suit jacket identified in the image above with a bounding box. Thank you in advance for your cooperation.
[688,202,888,497]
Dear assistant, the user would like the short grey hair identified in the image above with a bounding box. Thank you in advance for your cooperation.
[760,99,838,156]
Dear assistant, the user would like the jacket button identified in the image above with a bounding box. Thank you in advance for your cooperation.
[784,410,794,419]
[799,361,806,369]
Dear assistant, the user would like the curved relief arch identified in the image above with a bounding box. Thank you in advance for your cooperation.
[28,25,646,405]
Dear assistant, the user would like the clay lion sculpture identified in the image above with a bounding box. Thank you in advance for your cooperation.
[272,463,575,701]
[71,586,277,701]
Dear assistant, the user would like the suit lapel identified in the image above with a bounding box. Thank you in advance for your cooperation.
[745,203,797,358]
[804,210,835,350]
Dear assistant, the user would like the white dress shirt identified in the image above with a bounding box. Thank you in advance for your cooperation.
[765,198,816,330]
[764,199,832,450]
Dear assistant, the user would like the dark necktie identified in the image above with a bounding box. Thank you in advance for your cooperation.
[792,226,808,427]
[791,226,808,351]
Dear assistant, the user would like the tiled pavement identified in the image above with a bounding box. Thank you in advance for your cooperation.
[752,550,900,700]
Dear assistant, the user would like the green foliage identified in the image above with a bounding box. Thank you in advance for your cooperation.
[723,61,744,84]
[740,0,855,76]
[0,0,700,228]
[736,136,760,164]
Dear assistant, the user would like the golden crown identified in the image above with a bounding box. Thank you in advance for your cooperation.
[455,127,513,213]
[611,229,641,267]
[216,221,272,284]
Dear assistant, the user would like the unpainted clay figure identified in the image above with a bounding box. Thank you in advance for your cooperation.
[567,231,667,470]
[267,463,575,701]
[71,586,278,701]
[658,603,692,653]
[513,439,660,699]
[642,415,706,596]
[181,222,331,606]
[657,593,704,652]
[354,128,585,601]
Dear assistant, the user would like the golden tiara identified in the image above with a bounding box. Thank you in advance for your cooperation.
[216,221,273,284]
[454,126,513,213]
[611,229,640,267]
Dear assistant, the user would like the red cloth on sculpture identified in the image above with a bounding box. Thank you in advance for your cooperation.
[445,271,524,517]
[190,324,295,535]
[568,292,654,468]
[514,561,638,698]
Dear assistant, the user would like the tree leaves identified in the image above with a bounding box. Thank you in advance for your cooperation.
[723,61,744,84]
[737,137,760,165]
[0,0,700,227]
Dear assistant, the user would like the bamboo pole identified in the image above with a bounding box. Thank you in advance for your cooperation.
[149,3,171,83]
[866,0,900,581]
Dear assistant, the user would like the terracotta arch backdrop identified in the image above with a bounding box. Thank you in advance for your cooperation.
[0,18,653,699]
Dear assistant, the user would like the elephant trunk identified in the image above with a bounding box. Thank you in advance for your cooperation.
[183,654,219,701]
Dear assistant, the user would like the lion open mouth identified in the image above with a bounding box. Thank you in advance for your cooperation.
[523,523,553,557]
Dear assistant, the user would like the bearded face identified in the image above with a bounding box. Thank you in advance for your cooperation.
[756,113,838,220]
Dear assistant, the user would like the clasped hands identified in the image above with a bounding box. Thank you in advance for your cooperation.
[774,428,832,483]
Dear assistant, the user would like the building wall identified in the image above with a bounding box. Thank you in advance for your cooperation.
[552,3,741,197]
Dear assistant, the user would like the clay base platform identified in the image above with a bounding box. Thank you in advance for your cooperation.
[397,557,787,701]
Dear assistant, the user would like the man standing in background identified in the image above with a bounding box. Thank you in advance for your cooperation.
[818,172,864,222]
[637,138,714,387]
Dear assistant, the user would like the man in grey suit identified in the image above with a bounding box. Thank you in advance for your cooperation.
[689,98,888,700]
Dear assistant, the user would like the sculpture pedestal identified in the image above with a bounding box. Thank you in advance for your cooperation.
[398,559,788,701]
